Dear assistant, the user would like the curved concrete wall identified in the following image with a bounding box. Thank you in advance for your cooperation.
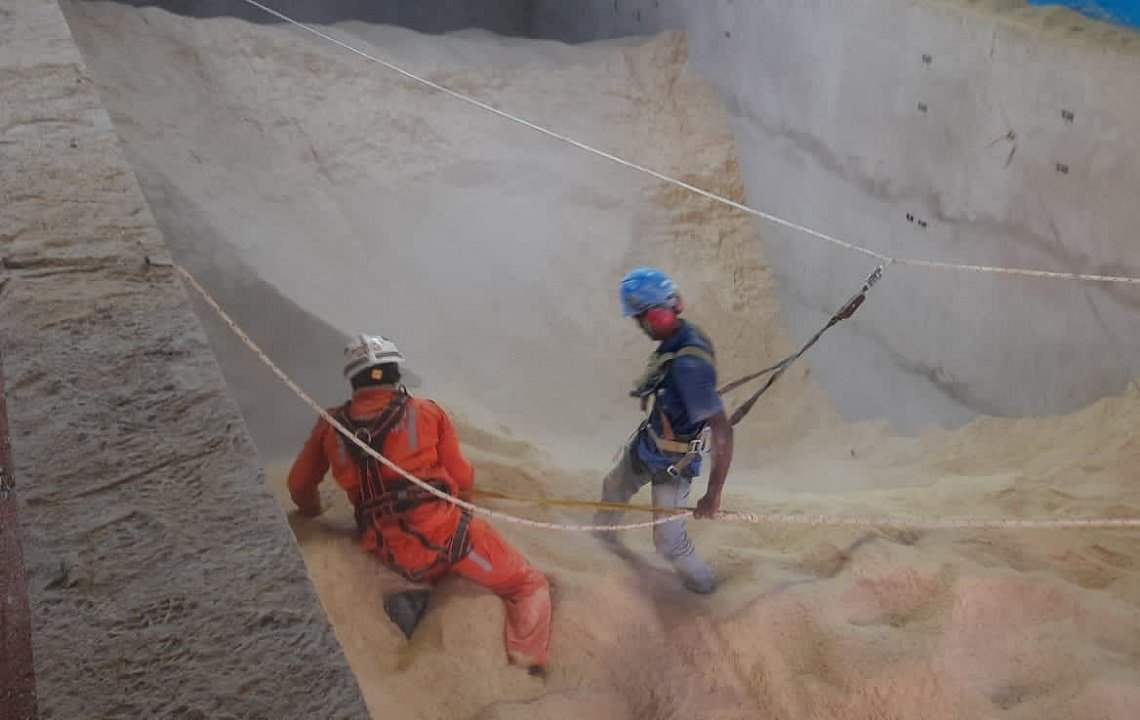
[96,0,1140,431]
[533,0,1140,431]
[708,0,1140,429]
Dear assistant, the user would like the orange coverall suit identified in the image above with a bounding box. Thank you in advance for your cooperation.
[287,386,551,668]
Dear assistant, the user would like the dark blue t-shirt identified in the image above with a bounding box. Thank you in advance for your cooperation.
[633,322,724,474]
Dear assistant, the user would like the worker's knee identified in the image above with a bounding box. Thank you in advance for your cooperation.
[522,565,550,597]
[599,468,626,499]
[460,528,548,596]
[494,562,549,606]
[508,559,547,589]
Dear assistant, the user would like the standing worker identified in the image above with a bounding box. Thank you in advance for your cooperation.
[287,333,552,674]
[593,268,735,594]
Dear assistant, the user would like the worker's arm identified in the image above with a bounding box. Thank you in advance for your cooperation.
[287,418,330,517]
[695,410,733,518]
[672,356,732,518]
[434,402,475,495]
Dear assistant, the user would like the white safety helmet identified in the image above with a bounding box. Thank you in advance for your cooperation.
[343,332,406,380]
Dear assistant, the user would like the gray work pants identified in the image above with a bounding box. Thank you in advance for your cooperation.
[593,446,717,593]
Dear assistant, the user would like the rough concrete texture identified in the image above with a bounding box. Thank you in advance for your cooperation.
[532,0,1140,432]
[1,364,38,720]
[0,0,368,717]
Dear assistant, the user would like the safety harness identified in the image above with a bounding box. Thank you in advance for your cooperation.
[332,389,472,582]
[626,263,888,478]
[630,326,717,478]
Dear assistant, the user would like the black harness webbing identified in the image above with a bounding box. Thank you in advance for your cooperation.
[334,390,410,527]
[333,390,472,581]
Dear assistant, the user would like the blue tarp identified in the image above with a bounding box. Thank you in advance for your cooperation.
[1027,1,1140,29]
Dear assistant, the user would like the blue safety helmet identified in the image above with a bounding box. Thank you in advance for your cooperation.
[620,267,678,317]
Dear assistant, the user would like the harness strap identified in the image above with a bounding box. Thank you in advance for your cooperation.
[668,345,715,367]
[657,400,676,440]
[390,508,474,583]
[446,509,473,564]
[631,267,886,479]
[335,391,409,495]
[356,478,453,518]
[647,423,708,478]
[334,391,411,532]
[631,345,716,402]
[334,390,474,580]
[647,354,714,477]
[648,424,692,454]
[625,322,721,478]
[720,263,886,425]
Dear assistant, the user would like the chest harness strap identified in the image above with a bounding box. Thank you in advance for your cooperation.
[630,336,716,478]
[332,391,472,581]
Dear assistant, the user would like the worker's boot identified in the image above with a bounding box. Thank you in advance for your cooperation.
[672,553,718,595]
[383,589,432,639]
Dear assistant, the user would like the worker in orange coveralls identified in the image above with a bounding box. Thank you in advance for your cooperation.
[287,333,552,675]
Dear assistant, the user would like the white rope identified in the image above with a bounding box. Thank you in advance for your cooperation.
[175,265,1140,531]
[237,0,1140,285]
[177,266,678,533]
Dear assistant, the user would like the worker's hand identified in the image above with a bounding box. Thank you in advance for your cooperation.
[693,492,721,519]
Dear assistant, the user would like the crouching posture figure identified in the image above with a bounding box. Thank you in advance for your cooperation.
[287,333,552,674]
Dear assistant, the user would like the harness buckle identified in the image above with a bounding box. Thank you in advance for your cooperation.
[665,443,701,478]
[665,428,712,478]
[692,426,712,456]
